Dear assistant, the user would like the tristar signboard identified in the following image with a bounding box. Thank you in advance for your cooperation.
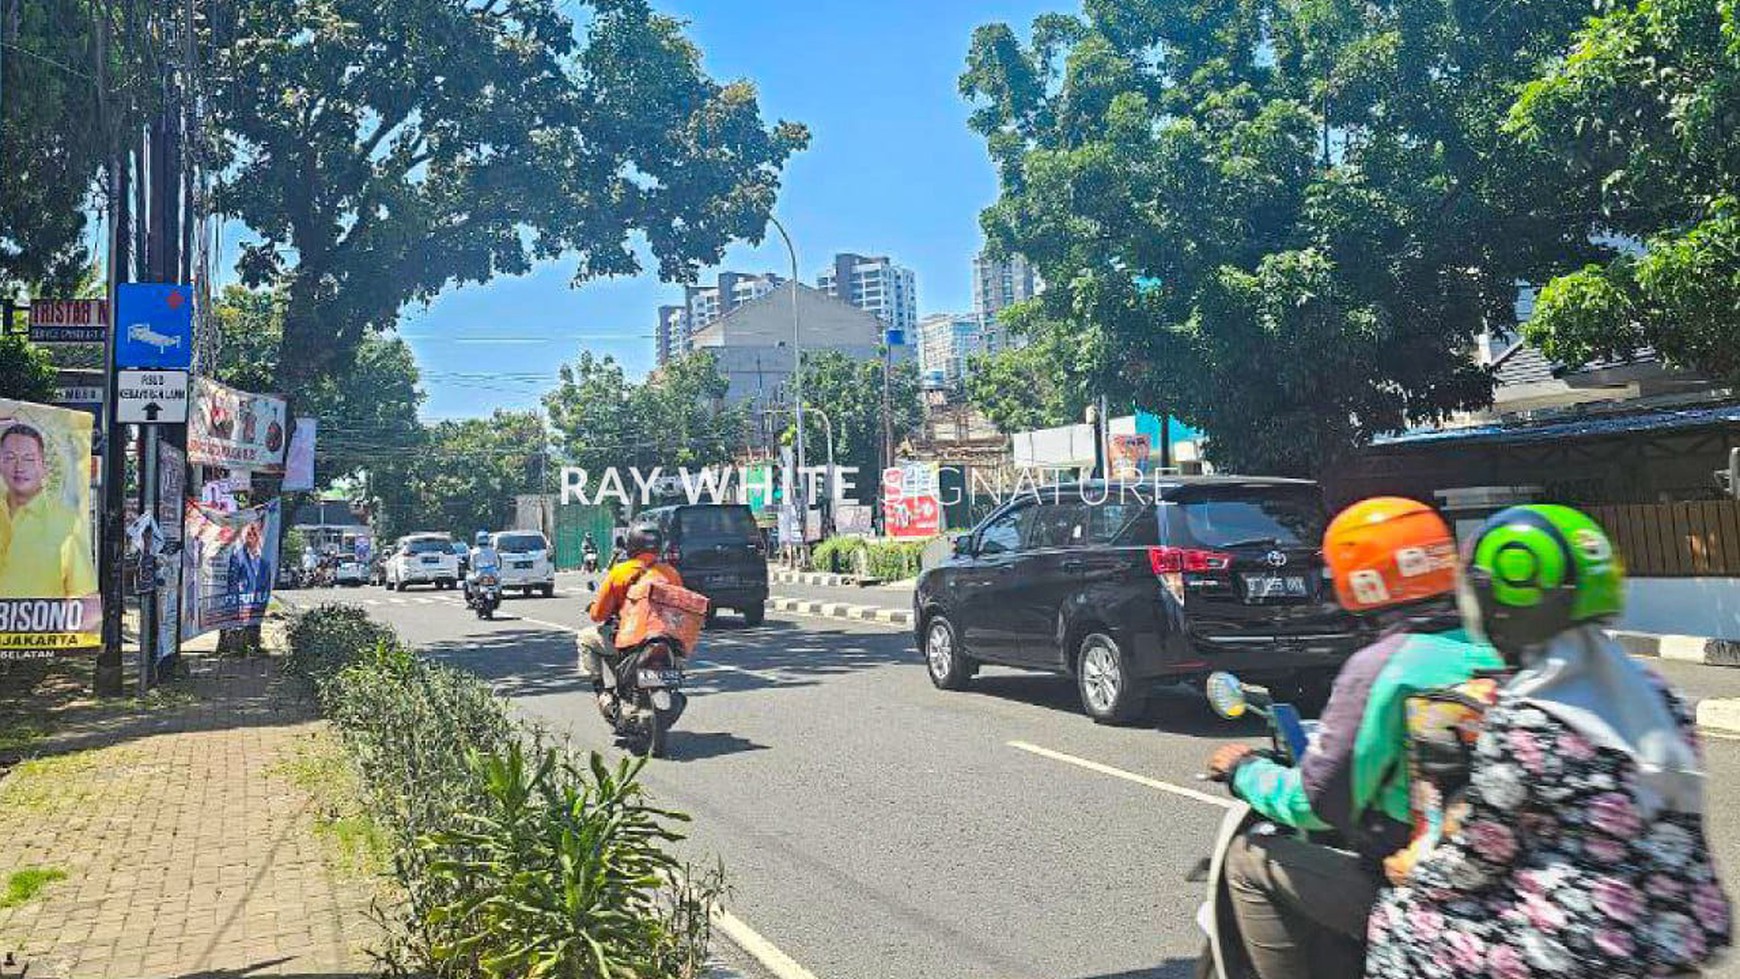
[188,378,287,473]
[116,370,190,424]
[114,283,194,370]
[29,299,109,344]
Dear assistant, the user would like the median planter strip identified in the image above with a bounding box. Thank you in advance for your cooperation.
[1611,630,1740,667]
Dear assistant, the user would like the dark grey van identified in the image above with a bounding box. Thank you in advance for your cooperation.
[639,503,770,625]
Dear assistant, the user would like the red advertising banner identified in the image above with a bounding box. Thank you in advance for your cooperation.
[881,463,942,539]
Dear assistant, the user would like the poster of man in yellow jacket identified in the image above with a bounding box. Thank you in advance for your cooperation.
[0,399,100,655]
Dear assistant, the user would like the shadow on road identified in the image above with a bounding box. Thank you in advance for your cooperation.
[959,674,1268,739]
[662,730,770,762]
[422,628,593,700]
[1067,961,1196,979]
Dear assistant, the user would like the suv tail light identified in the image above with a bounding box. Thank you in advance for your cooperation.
[1147,546,1234,574]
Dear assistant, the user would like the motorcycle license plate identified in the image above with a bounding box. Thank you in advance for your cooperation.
[1241,574,1307,600]
[637,669,683,689]
[707,575,739,588]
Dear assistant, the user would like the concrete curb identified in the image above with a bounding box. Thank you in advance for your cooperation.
[767,595,912,627]
[1611,630,1740,668]
[773,570,858,587]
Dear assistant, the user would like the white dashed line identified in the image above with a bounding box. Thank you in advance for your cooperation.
[1007,740,1236,809]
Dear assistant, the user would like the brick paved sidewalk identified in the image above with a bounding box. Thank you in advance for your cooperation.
[0,652,378,979]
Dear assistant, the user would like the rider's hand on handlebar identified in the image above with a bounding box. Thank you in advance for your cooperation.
[1204,744,1253,783]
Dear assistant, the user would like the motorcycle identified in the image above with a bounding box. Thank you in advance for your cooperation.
[1191,672,1358,979]
[582,545,600,573]
[468,571,502,620]
[585,580,690,758]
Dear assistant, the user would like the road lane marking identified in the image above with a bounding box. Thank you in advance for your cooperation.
[1007,741,1236,809]
[711,906,821,979]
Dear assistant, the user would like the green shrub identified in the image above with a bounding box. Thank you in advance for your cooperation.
[285,604,400,681]
[810,536,866,574]
[419,744,721,978]
[865,540,927,581]
[294,613,720,977]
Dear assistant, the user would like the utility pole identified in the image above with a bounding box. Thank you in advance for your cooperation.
[95,0,129,696]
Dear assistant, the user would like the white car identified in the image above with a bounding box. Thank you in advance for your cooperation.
[386,534,460,591]
[334,559,367,587]
[491,531,555,597]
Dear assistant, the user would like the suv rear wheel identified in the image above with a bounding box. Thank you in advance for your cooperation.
[1077,632,1147,725]
[923,614,974,691]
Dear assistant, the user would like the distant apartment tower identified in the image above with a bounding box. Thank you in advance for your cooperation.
[656,305,690,365]
[816,253,917,341]
[658,271,783,365]
[972,251,1041,323]
[916,313,984,390]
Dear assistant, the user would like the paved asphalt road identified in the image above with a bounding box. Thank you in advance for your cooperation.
[283,579,1740,979]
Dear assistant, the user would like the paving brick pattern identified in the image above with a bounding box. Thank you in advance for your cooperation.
[0,656,377,979]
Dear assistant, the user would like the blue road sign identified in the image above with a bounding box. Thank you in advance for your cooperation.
[115,283,194,370]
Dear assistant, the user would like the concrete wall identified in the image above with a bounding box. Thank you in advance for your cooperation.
[1622,577,1740,639]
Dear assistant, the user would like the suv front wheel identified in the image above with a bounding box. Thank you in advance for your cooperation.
[1077,632,1146,725]
[923,614,974,691]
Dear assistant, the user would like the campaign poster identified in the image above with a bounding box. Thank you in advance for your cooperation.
[189,378,288,473]
[182,498,280,638]
[881,462,942,540]
[1108,433,1152,480]
[282,417,316,491]
[0,400,101,654]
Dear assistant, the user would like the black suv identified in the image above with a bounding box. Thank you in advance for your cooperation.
[914,478,1362,723]
[639,503,770,625]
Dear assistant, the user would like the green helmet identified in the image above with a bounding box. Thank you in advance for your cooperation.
[1464,504,1625,655]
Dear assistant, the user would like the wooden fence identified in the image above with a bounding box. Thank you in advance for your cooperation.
[1587,501,1740,577]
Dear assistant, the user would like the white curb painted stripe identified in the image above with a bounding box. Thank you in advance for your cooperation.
[711,907,821,979]
[1007,741,1236,809]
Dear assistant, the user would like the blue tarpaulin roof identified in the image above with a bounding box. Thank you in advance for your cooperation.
[1373,404,1740,449]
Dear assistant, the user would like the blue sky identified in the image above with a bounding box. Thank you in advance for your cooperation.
[393,0,1065,419]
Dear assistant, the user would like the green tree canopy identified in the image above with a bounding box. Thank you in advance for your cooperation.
[785,350,921,490]
[1509,0,1740,382]
[961,0,1595,474]
[384,410,547,538]
[206,0,809,396]
[965,303,1097,434]
[0,334,59,404]
[545,350,744,476]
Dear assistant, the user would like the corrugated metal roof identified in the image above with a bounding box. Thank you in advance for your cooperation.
[1492,342,1556,386]
[1373,403,1740,449]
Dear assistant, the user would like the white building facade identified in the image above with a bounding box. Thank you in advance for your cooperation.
[658,271,784,365]
[816,253,917,341]
[916,313,984,390]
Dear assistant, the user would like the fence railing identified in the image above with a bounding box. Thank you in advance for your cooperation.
[1587,501,1740,577]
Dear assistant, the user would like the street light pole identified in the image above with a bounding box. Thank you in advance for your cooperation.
[767,216,805,550]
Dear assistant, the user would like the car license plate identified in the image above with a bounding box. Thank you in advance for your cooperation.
[421,556,438,564]
[637,669,683,689]
[513,561,532,569]
[707,575,739,588]
[1242,574,1308,600]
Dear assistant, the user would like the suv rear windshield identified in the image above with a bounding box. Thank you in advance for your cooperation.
[1168,486,1327,549]
[676,506,758,541]
[495,533,547,554]
[405,538,451,555]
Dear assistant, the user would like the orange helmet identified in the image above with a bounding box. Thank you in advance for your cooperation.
[1323,497,1458,613]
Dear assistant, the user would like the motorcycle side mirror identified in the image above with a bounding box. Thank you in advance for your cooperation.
[1205,671,1247,720]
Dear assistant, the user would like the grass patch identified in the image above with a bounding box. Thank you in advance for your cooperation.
[271,731,389,879]
[0,719,47,754]
[0,867,67,909]
[1,747,147,813]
